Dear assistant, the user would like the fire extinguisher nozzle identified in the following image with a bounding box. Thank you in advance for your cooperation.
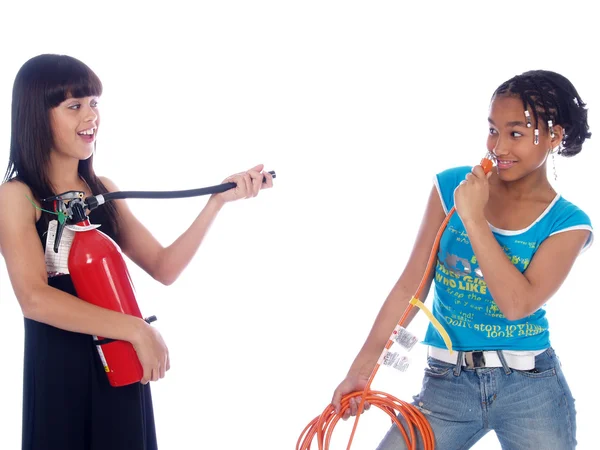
[85,196,99,211]
[85,195,106,212]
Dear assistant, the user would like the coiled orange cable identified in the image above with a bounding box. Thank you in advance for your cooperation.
[297,156,494,450]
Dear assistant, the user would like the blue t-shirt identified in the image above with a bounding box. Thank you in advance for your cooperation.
[422,166,594,351]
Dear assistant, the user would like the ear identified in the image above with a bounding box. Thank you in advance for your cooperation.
[550,124,565,149]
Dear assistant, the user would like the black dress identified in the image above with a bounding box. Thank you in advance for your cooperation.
[22,206,158,450]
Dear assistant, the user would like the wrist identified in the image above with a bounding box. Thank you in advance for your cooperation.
[462,214,487,229]
[127,316,149,346]
[208,194,226,211]
[348,360,375,379]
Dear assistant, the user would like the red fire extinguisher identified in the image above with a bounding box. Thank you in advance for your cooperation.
[69,204,149,387]
[49,193,151,387]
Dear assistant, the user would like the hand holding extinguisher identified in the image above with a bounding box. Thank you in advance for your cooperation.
[131,320,171,384]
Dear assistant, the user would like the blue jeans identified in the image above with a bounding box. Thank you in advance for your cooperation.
[376,347,576,449]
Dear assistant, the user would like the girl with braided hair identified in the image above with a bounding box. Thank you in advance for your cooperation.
[331,70,593,449]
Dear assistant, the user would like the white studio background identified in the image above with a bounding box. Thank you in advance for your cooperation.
[0,1,598,449]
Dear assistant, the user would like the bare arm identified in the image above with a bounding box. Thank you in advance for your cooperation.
[0,180,147,342]
[456,165,591,321]
[463,217,590,320]
[346,185,447,378]
[100,167,273,286]
[100,175,224,286]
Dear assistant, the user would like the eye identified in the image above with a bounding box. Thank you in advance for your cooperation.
[511,131,523,138]
[68,103,81,110]
[488,128,497,136]
[91,99,99,107]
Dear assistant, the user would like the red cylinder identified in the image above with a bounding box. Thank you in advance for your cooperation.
[68,218,144,387]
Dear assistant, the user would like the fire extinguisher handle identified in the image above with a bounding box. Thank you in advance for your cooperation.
[53,220,66,253]
[94,337,116,346]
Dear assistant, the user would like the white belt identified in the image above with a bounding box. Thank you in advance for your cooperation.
[428,346,546,371]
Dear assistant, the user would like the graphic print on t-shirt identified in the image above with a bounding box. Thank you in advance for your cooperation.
[434,222,547,345]
[424,165,593,351]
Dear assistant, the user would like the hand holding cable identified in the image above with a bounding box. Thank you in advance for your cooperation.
[211,164,275,205]
[331,373,371,419]
[453,164,493,224]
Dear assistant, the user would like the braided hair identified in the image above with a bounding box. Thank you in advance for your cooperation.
[493,70,591,157]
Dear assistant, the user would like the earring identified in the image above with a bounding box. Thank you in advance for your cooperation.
[551,150,558,181]
[534,128,540,145]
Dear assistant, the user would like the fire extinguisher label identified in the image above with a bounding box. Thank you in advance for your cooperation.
[44,220,75,277]
[44,220,101,277]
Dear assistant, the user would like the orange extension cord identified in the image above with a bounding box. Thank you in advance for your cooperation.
[297,156,494,450]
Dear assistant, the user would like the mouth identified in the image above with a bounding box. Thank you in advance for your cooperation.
[77,127,96,143]
[496,159,516,170]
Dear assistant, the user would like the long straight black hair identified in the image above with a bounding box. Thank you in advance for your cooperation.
[4,54,119,240]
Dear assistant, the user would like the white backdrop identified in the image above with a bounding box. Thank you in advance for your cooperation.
[1,1,598,449]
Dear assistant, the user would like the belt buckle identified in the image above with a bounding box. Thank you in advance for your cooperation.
[464,351,486,368]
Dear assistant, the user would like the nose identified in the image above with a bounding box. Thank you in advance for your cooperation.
[491,137,509,158]
[83,104,98,123]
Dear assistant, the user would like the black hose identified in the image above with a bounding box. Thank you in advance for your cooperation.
[85,170,275,210]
